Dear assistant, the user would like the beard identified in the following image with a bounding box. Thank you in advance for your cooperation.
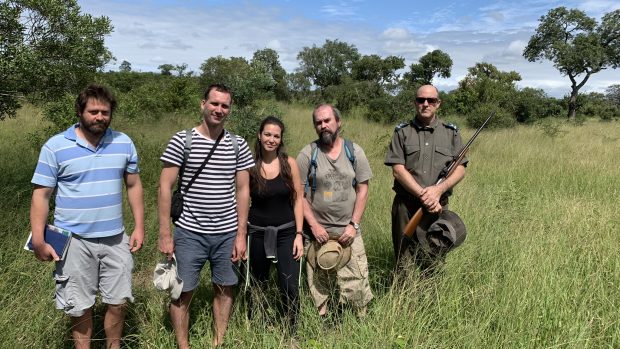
[318,129,338,146]
[79,116,110,136]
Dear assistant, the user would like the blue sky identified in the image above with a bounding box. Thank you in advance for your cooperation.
[80,0,620,97]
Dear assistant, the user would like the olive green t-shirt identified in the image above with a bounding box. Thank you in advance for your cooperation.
[297,140,372,236]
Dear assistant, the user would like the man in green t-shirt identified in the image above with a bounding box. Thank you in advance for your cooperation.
[297,104,373,317]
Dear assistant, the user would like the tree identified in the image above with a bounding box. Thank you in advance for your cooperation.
[173,63,191,77]
[158,64,175,76]
[404,49,453,86]
[119,60,132,72]
[296,39,360,90]
[250,48,288,100]
[286,72,311,100]
[200,55,273,107]
[524,7,620,119]
[0,0,113,120]
[606,84,620,106]
[351,54,405,91]
[453,62,522,127]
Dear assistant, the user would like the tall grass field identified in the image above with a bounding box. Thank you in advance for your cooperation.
[0,104,618,348]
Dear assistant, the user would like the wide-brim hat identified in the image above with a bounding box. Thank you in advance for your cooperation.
[415,210,466,252]
[307,239,352,271]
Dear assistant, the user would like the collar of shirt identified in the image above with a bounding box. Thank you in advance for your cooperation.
[411,117,439,131]
[63,123,112,152]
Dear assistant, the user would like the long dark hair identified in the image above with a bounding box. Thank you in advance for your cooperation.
[250,116,296,206]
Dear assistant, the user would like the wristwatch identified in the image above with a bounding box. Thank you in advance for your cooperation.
[349,221,360,232]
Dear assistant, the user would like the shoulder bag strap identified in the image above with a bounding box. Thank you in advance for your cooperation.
[183,130,224,194]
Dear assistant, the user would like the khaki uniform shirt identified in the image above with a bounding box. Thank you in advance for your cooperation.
[384,117,466,199]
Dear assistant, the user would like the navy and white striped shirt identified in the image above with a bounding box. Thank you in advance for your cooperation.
[32,124,139,238]
[160,128,254,234]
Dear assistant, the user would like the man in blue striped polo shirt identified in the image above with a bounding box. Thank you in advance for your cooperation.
[30,84,145,349]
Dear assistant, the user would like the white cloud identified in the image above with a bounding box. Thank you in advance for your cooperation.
[382,28,410,40]
[507,40,527,55]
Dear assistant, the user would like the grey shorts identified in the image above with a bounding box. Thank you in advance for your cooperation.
[53,233,134,317]
[174,226,238,292]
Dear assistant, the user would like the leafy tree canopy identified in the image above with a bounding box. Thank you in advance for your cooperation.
[296,39,360,90]
[404,49,453,86]
[251,48,288,100]
[605,84,620,106]
[0,0,113,120]
[351,54,405,88]
[523,7,620,118]
[119,60,132,72]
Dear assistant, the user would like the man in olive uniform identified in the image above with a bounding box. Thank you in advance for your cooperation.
[384,84,467,271]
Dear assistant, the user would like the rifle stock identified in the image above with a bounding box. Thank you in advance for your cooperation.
[402,112,494,239]
[403,207,424,238]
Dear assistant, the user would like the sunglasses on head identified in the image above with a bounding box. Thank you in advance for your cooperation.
[415,97,439,105]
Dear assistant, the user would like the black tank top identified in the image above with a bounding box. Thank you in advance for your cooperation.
[249,174,295,227]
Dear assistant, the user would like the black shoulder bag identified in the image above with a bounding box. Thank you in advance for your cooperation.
[171,129,224,222]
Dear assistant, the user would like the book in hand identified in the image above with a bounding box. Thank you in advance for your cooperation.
[24,225,73,260]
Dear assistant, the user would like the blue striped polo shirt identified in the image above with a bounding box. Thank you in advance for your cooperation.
[32,124,139,238]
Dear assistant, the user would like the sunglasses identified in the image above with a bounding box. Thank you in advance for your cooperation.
[415,97,439,105]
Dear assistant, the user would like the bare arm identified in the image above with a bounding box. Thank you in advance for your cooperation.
[338,181,369,245]
[232,169,250,262]
[158,163,179,259]
[289,157,304,259]
[30,185,58,261]
[124,172,145,253]
[392,164,424,198]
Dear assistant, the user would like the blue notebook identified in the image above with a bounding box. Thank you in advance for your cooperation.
[24,225,73,260]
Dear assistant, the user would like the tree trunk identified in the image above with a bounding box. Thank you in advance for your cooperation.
[568,87,578,120]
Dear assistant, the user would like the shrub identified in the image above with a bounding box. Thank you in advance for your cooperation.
[466,103,516,129]
[227,104,283,142]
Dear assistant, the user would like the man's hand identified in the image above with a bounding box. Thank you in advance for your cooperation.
[231,234,247,262]
[129,228,144,253]
[420,185,443,214]
[33,242,59,262]
[311,223,329,244]
[337,225,356,246]
[158,232,174,261]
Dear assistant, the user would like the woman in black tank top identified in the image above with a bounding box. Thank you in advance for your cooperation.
[247,116,304,333]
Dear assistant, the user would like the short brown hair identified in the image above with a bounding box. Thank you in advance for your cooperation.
[75,84,117,116]
[203,84,233,102]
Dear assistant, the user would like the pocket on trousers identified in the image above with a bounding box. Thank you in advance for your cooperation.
[53,273,75,311]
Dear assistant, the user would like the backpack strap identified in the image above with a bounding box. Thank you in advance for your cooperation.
[304,141,320,196]
[304,139,357,195]
[176,128,193,193]
[226,129,239,158]
[343,139,357,187]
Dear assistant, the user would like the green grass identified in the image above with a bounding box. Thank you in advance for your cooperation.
[1,104,618,348]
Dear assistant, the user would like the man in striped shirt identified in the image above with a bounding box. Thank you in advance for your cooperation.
[30,84,145,349]
[158,84,254,348]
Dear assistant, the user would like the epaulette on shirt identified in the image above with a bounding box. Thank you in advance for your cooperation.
[444,122,459,132]
[394,122,409,131]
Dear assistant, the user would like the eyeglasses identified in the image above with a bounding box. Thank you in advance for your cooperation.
[415,97,439,105]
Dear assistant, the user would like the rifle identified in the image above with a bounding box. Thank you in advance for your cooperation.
[402,112,494,239]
